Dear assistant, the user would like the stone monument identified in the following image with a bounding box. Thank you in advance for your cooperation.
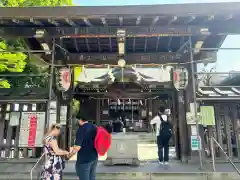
[104,133,140,166]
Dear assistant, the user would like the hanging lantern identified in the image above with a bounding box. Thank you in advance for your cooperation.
[172,67,188,90]
[56,67,71,92]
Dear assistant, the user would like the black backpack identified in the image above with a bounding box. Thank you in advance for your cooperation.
[159,115,173,139]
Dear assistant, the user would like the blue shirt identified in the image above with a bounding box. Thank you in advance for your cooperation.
[75,123,98,164]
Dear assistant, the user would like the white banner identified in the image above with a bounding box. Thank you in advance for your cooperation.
[76,67,172,83]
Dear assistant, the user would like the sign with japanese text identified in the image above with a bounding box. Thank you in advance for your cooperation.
[191,135,202,151]
[19,112,45,147]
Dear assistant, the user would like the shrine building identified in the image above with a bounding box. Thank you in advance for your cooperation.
[0,3,240,161]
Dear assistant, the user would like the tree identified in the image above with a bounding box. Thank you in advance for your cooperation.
[0,0,72,6]
[0,40,27,88]
[198,66,216,86]
[0,0,73,88]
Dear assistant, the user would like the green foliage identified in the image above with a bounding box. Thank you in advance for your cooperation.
[7,58,49,88]
[72,99,80,117]
[0,79,10,88]
[0,40,27,88]
[0,0,73,88]
[71,98,80,145]
[0,39,27,71]
[0,0,72,6]
[0,53,27,72]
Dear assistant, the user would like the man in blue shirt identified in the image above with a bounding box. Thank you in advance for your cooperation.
[69,114,98,180]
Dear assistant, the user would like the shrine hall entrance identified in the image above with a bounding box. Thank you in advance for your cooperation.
[75,80,175,131]
[73,64,179,160]
[75,85,177,161]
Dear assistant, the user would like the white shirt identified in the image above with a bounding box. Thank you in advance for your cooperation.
[150,115,167,137]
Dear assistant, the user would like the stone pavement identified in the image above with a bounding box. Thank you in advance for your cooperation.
[70,144,176,161]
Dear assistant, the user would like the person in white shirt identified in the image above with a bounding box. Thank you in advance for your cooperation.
[150,112,167,137]
[150,107,171,165]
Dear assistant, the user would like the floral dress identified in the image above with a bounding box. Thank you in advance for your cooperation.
[40,136,65,180]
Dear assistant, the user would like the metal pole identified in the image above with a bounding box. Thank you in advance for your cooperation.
[199,86,240,88]
[0,99,48,102]
[191,47,240,50]
[55,44,69,54]
[189,36,203,169]
[212,137,240,175]
[46,38,56,129]
[177,40,190,53]
[196,72,240,75]
[0,74,50,77]
[197,97,240,101]
[30,153,45,180]
[0,50,52,53]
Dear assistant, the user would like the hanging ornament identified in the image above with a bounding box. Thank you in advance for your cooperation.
[117,99,121,105]
[108,67,115,82]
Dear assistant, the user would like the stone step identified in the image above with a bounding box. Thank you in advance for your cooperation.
[0,172,239,180]
[0,160,239,180]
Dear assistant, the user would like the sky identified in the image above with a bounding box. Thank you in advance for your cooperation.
[72,0,240,72]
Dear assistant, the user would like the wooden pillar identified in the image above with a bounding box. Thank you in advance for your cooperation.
[14,107,21,158]
[224,106,232,158]
[172,91,180,160]
[208,126,214,157]
[56,94,63,148]
[0,104,6,157]
[231,104,240,158]
[178,90,189,162]
[65,67,74,150]
[215,106,223,157]
[96,99,100,125]
[56,97,61,124]
[5,122,13,158]
[148,99,153,133]
[184,62,205,161]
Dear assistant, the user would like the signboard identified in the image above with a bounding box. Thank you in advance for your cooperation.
[9,112,20,126]
[75,53,180,64]
[61,26,193,36]
[19,112,45,147]
[191,125,197,136]
[200,106,215,126]
[186,103,200,125]
[49,101,57,128]
[102,110,109,115]
[191,135,202,151]
[60,106,67,125]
